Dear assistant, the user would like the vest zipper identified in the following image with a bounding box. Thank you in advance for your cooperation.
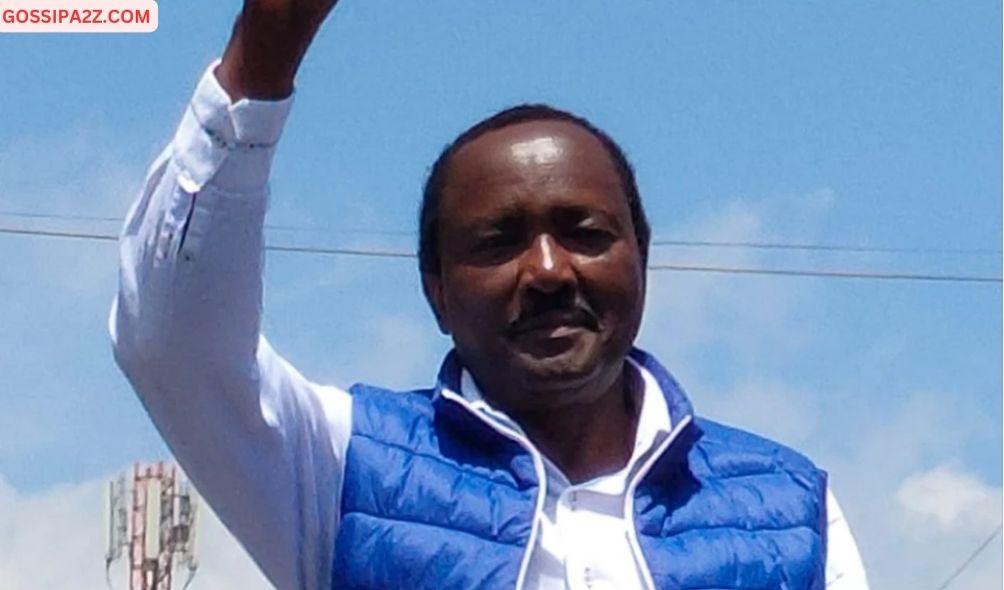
[438,389,547,590]
[623,413,693,590]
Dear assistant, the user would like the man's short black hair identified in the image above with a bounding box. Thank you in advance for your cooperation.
[419,104,650,276]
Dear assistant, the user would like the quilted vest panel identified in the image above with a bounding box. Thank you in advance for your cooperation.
[331,383,539,589]
[628,349,827,590]
[634,418,827,589]
[331,350,826,589]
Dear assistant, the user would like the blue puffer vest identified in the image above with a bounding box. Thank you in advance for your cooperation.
[332,349,827,589]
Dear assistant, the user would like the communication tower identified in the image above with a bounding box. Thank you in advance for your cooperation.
[105,462,199,590]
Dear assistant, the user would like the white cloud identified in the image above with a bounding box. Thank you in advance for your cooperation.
[349,312,447,389]
[0,469,270,590]
[696,380,822,448]
[639,195,823,367]
[0,123,137,298]
[0,121,140,215]
[896,464,1002,532]
[813,391,1003,589]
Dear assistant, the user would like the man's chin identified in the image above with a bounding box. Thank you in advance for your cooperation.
[509,347,602,391]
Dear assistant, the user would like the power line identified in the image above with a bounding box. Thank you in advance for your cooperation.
[1,208,999,256]
[267,243,415,259]
[2,224,1000,285]
[650,238,1002,256]
[266,225,414,236]
[0,226,118,242]
[0,226,413,258]
[645,263,1002,284]
[935,523,1003,590]
[0,210,414,237]
[0,210,123,223]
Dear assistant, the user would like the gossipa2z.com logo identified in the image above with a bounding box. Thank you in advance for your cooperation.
[1,0,158,33]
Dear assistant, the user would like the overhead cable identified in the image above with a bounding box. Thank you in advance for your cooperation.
[934,523,1003,590]
[0,209,415,236]
[644,263,1002,284]
[649,238,1001,256]
[1,209,999,256]
[2,225,1000,285]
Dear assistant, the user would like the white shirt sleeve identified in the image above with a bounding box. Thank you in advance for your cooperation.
[109,61,352,590]
[825,488,870,589]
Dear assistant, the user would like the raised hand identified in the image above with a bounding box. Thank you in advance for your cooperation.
[217,0,341,100]
[239,0,338,30]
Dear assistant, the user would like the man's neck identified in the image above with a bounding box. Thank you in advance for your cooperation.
[508,368,642,484]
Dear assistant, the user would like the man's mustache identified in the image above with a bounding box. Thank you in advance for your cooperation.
[507,298,600,334]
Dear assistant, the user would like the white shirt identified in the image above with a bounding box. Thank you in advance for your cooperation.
[109,61,870,590]
[459,363,672,590]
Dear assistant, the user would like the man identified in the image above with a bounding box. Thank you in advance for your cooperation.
[111,1,869,589]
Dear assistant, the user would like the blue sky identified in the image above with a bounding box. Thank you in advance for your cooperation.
[0,1,1000,588]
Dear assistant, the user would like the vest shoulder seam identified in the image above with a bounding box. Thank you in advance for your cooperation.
[694,418,820,468]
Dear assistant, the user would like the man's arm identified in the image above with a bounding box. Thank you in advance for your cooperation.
[825,489,870,588]
[110,3,344,589]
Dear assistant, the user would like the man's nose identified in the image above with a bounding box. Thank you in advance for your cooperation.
[520,233,575,293]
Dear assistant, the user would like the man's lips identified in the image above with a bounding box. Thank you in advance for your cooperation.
[508,309,598,337]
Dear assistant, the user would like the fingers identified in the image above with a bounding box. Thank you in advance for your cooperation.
[218,0,338,100]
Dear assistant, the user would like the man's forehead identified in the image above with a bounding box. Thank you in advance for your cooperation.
[508,136,564,167]
[443,120,621,190]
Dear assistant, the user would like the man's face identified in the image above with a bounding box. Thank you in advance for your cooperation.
[425,120,646,413]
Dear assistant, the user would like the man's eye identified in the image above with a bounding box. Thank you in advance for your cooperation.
[566,227,615,252]
[477,235,513,250]
[472,234,522,259]
[573,226,611,241]
[573,227,605,238]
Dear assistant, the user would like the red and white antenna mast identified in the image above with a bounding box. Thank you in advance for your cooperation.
[106,461,199,590]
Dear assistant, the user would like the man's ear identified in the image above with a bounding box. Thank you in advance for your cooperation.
[421,272,451,335]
